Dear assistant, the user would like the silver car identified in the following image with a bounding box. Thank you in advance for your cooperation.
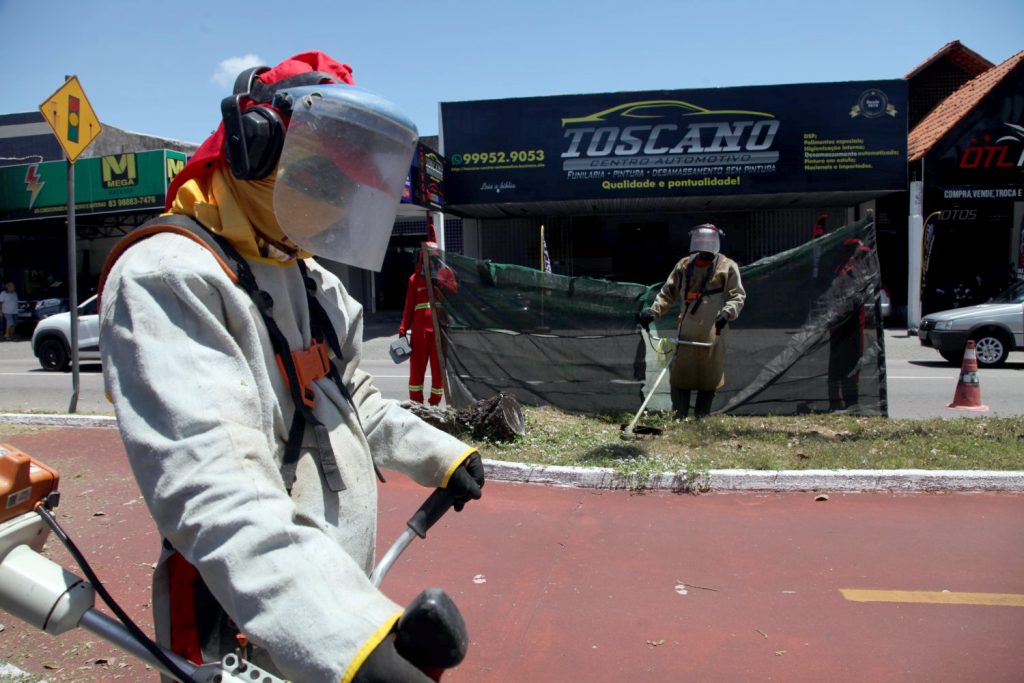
[918,280,1024,367]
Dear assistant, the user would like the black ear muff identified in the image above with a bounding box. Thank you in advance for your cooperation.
[221,100,285,180]
[233,66,269,98]
[221,65,286,180]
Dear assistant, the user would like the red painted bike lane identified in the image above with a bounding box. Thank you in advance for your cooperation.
[3,428,1023,682]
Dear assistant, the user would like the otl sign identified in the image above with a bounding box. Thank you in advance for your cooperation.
[39,76,102,163]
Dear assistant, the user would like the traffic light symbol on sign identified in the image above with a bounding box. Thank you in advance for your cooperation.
[68,95,80,143]
[39,76,102,162]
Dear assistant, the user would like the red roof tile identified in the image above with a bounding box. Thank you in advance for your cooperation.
[908,50,1024,162]
[904,40,994,80]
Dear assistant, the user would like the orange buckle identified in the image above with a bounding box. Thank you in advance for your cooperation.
[276,338,331,410]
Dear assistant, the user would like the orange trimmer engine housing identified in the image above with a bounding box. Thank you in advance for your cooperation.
[0,444,60,524]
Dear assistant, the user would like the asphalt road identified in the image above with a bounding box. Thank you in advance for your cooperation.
[881,327,1022,417]
[0,317,1020,418]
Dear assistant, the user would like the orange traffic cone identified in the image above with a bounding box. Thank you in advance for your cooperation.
[947,340,989,411]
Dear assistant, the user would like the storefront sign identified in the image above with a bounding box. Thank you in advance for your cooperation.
[441,80,907,204]
[941,185,1023,200]
[928,61,1024,189]
[0,149,187,222]
[401,142,446,210]
[415,145,445,209]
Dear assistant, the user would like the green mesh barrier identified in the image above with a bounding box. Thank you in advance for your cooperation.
[430,217,886,416]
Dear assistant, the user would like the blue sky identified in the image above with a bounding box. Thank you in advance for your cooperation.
[2,0,1022,146]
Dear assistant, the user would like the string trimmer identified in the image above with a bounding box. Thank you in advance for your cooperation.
[620,331,711,441]
[0,443,466,682]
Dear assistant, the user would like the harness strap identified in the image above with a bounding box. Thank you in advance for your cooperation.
[98,215,240,305]
[297,261,386,483]
[226,250,345,494]
[275,339,331,410]
[682,253,722,317]
[101,214,349,493]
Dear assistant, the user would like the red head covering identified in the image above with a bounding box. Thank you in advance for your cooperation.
[812,213,827,239]
[426,215,438,244]
[165,51,356,210]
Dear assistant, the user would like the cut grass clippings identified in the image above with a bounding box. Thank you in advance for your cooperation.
[467,406,1024,482]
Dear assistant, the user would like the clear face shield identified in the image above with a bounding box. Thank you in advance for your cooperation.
[689,225,721,254]
[272,85,418,270]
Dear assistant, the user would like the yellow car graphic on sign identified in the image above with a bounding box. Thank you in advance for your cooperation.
[562,99,775,126]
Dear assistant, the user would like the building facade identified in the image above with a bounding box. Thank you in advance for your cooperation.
[3,43,1020,325]
[440,80,906,303]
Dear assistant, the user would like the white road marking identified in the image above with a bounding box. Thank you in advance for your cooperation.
[887,376,953,380]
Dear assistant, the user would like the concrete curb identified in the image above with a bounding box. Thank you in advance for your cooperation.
[483,461,1024,492]
[3,414,1022,492]
[0,413,118,428]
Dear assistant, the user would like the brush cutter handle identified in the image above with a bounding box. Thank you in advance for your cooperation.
[408,487,456,539]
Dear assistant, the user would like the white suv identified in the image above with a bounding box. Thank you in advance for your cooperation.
[31,295,101,371]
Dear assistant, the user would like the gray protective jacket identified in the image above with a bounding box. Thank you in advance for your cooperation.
[100,231,475,682]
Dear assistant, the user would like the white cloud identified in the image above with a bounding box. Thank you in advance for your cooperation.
[211,54,266,88]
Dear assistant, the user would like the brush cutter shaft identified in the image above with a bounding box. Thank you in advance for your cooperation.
[670,338,713,347]
[625,364,670,435]
[78,608,208,681]
[371,487,455,587]
[0,536,282,683]
[623,332,708,439]
[0,488,453,681]
[370,527,416,587]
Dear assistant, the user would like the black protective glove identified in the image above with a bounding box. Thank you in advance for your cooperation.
[447,452,485,512]
[715,313,730,333]
[352,633,434,683]
[637,308,656,331]
[395,588,468,670]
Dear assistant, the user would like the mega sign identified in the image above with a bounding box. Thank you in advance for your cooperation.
[0,149,187,222]
[441,80,907,204]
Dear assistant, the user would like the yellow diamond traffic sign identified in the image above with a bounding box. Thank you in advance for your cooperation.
[39,76,103,163]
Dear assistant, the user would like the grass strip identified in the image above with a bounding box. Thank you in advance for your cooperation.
[468,407,1024,476]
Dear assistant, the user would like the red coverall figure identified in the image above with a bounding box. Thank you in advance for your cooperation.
[399,245,456,405]
[828,237,871,412]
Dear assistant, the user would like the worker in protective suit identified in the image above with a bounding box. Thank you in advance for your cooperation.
[399,227,457,406]
[638,224,746,419]
[828,236,871,411]
[99,52,484,683]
